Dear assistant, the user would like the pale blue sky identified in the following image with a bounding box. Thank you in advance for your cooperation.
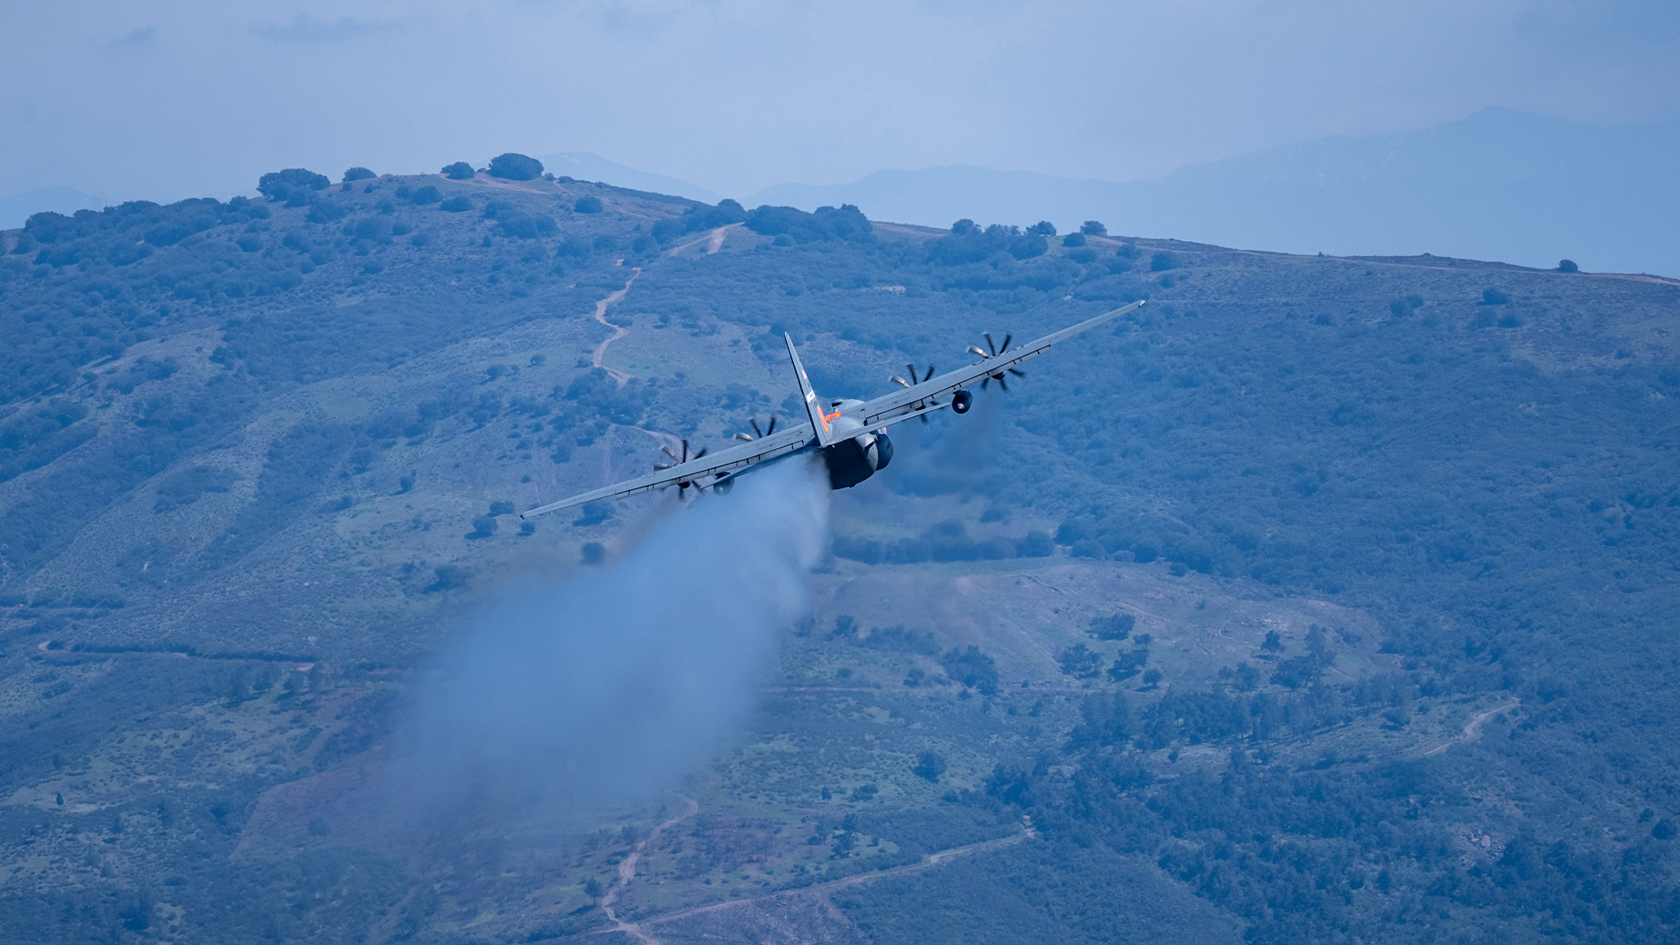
[2,1,1676,203]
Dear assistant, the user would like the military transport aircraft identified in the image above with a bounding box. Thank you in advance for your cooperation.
[520,300,1146,519]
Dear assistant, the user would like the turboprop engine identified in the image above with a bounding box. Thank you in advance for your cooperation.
[823,430,893,489]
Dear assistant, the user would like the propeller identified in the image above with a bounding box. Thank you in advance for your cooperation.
[655,440,710,496]
[890,363,937,388]
[733,415,779,441]
[969,332,1024,392]
[887,364,941,422]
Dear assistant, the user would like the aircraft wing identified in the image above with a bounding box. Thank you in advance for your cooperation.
[519,424,812,519]
[842,300,1146,436]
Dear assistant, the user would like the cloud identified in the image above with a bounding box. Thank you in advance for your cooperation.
[249,14,403,44]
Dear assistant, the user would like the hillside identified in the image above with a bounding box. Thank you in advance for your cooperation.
[749,108,1680,277]
[2,169,1679,943]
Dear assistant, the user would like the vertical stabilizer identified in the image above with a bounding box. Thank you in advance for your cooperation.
[785,332,833,447]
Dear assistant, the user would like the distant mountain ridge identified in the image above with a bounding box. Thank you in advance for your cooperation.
[536,152,720,204]
[0,186,106,230]
[746,108,1680,277]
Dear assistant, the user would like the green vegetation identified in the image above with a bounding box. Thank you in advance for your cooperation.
[1,166,1678,943]
[487,152,543,181]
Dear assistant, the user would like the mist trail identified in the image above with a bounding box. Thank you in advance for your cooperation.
[396,457,829,822]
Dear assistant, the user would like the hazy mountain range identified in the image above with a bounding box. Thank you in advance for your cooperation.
[0,186,106,231]
[5,109,1674,275]
[746,108,1679,277]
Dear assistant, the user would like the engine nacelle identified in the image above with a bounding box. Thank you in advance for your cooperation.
[823,432,893,489]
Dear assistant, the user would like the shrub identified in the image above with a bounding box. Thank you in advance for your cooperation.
[342,167,376,182]
[441,162,475,180]
[912,752,947,782]
[581,542,606,565]
[408,185,440,205]
[1557,259,1579,273]
[746,204,871,244]
[497,212,557,240]
[307,201,347,224]
[574,196,604,213]
[926,222,1044,264]
[1481,287,1510,305]
[1150,251,1179,271]
[1090,614,1135,640]
[439,196,472,213]
[257,168,330,201]
[1062,232,1086,247]
[1080,220,1107,236]
[940,646,999,695]
[1015,531,1054,557]
[487,153,544,180]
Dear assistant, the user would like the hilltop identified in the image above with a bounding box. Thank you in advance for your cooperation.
[2,163,1679,943]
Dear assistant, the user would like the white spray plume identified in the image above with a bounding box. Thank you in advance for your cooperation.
[398,455,829,819]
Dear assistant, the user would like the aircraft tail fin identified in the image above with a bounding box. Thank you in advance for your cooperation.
[785,332,833,447]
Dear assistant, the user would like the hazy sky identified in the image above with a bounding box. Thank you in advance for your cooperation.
[3,1,1676,203]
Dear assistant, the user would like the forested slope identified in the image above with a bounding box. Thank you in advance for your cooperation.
[1,164,1678,943]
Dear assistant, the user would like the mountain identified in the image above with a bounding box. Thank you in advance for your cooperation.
[748,108,1680,277]
[3,177,1679,943]
[536,150,721,203]
[0,185,106,229]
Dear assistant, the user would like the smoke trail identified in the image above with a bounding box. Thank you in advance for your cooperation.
[397,456,828,819]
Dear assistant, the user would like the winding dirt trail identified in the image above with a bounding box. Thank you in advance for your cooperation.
[624,818,1037,933]
[599,793,700,944]
[1424,699,1521,756]
[590,268,643,386]
[665,223,740,258]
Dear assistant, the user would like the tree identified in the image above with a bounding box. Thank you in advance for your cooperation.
[1080,220,1107,236]
[257,168,330,201]
[1058,643,1104,678]
[1015,531,1054,557]
[1027,221,1057,236]
[745,204,872,244]
[1150,250,1179,271]
[940,645,999,695]
[912,751,947,782]
[1090,613,1135,641]
[1262,630,1282,652]
[1062,232,1086,247]
[342,167,376,182]
[582,877,603,904]
[441,161,475,180]
[951,218,978,236]
[408,185,441,205]
[1557,259,1579,273]
[487,152,544,180]
[574,196,604,213]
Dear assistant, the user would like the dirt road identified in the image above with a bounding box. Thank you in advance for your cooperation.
[625,820,1036,933]
[590,268,642,385]
[600,793,701,944]
[665,223,740,258]
[1424,699,1521,756]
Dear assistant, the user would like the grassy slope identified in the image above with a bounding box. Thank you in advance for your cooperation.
[0,179,1677,942]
